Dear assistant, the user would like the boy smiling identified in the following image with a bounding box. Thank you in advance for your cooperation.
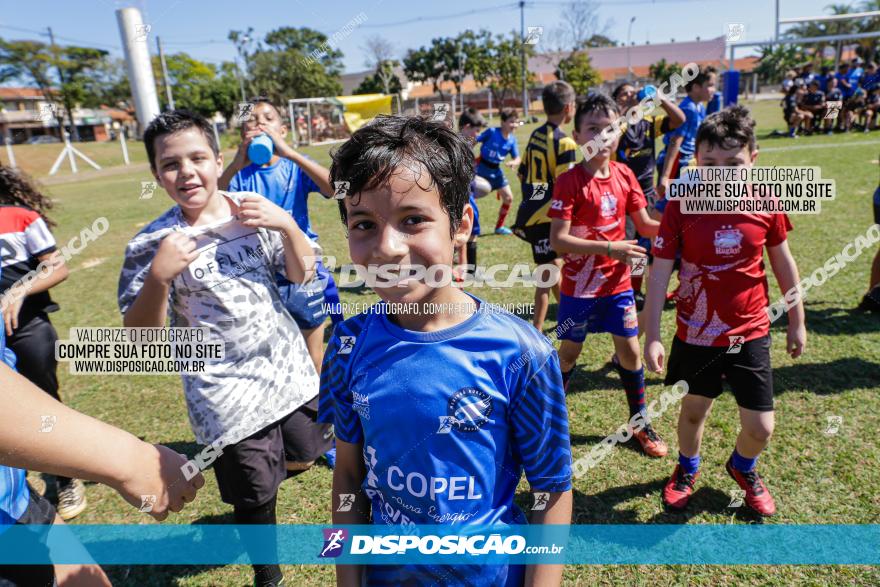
[320,115,572,586]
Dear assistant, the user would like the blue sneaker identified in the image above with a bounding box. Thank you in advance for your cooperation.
[495,226,513,235]
[323,446,336,469]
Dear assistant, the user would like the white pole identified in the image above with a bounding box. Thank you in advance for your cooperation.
[65,134,78,174]
[488,91,493,123]
[119,129,130,165]
[212,121,221,151]
[5,138,16,169]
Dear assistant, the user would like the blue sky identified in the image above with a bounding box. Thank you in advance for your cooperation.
[0,0,862,73]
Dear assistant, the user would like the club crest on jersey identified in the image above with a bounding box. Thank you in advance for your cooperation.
[714,227,743,256]
[338,336,356,354]
[446,388,493,432]
[600,192,617,218]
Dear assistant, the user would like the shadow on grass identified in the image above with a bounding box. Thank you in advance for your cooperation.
[566,481,766,526]
[771,303,880,337]
[104,564,230,587]
[773,357,880,395]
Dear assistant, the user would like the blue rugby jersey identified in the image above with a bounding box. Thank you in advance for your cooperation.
[319,295,571,585]
[477,128,520,166]
[229,157,324,241]
[659,96,705,170]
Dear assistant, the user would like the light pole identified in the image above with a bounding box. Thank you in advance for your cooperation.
[627,16,636,81]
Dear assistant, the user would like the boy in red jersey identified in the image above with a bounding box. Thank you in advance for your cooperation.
[644,105,807,517]
[549,93,668,458]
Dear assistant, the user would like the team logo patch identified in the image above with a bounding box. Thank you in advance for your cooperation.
[338,335,356,354]
[447,388,493,432]
[623,304,638,330]
[714,227,743,256]
[600,192,618,218]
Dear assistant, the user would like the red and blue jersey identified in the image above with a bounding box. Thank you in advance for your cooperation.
[318,295,571,585]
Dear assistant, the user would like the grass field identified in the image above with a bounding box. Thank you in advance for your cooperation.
[18,98,880,585]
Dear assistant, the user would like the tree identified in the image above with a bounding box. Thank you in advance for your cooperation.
[263,27,344,76]
[228,26,343,103]
[553,0,612,56]
[754,44,805,84]
[555,51,602,95]
[649,58,681,84]
[362,35,400,95]
[82,57,131,109]
[0,38,109,141]
[463,30,535,109]
[153,53,220,117]
[403,42,452,99]
[354,61,402,95]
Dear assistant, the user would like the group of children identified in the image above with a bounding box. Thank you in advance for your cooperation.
[0,70,826,585]
[782,58,879,137]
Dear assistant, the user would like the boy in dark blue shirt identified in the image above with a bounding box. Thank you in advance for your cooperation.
[321,115,572,586]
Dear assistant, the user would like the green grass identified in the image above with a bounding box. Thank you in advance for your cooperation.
[31,99,880,585]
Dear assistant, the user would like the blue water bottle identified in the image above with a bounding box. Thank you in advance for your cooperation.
[637,85,657,101]
[247,133,274,165]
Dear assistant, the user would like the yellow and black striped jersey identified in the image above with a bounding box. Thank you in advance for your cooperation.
[514,122,579,228]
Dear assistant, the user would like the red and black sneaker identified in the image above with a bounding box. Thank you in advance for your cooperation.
[662,464,699,510]
[726,458,776,516]
[633,423,668,457]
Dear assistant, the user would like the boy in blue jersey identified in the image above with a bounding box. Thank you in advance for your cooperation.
[656,65,717,211]
[220,97,342,374]
[321,115,572,586]
[474,108,522,235]
[457,108,488,278]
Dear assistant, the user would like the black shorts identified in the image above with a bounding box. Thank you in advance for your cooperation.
[513,223,557,264]
[0,489,57,587]
[664,334,774,412]
[212,396,333,509]
[6,314,59,401]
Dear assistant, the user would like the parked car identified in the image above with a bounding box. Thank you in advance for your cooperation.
[25,135,61,144]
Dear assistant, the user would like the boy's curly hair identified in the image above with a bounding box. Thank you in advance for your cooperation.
[329,115,474,238]
[0,165,55,227]
[696,105,758,154]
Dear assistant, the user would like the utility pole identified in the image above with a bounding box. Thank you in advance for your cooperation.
[775,0,780,42]
[235,62,246,103]
[156,36,175,110]
[520,0,528,116]
[47,27,79,142]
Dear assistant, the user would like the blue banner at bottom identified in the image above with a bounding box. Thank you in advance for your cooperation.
[0,524,877,565]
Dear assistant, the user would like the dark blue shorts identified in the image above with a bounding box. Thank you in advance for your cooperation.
[476,163,508,191]
[278,261,331,330]
[558,290,639,342]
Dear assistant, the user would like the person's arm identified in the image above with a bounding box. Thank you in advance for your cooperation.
[332,440,369,587]
[219,128,262,190]
[123,233,200,328]
[630,207,660,238]
[0,363,204,521]
[505,140,522,169]
[643,257,675,373]
[550,217,647,261]
[767,240,806,358]
[237,195,317,284]
[1,250,68,335]
[657,135,683,199]
[524,490,572,587]
[260,124,333,197]
[659,97,686,130]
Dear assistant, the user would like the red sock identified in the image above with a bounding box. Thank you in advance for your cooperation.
[496,202,510,230]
